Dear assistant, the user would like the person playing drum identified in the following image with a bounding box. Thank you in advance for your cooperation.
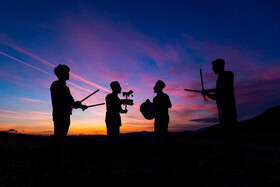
[153,80,172,148]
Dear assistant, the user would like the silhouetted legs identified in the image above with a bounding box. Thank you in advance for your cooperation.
[49,116,70,165]
[222,121,242,168]
[106,124,119,151]
[154,117,169,148]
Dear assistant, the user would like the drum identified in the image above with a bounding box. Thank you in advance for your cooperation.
[140,99,154,120]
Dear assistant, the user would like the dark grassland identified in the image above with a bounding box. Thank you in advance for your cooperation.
[0,130,280,186]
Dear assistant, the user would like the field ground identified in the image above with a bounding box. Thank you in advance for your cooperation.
[0,131,280,186]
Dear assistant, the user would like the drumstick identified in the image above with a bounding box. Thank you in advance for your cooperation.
[87,103,105,108]
[184,89,202,93]
[81,89,99,102]
[200,69,207,102]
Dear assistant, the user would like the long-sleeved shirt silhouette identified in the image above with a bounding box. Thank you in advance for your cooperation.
[153,93,172,118]
[105,93,123,127]
[50,80,74,118]
[153,92,172,147]
[215,71,237,123]
[49,79,76,164]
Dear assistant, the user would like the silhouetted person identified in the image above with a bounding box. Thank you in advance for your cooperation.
[49,64,87,165]
[153,80,172,148]
[105,81,132,150]
[202,59,242,167]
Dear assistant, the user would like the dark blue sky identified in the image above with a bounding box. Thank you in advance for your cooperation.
[1,0,280,57]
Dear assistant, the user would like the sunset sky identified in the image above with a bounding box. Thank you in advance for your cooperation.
[0,0,280,135]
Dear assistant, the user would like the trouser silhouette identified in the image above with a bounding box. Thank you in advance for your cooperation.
[154,116,169,148]
[222,121,242,166]
[50,116,70,163]
[106,125,120,150]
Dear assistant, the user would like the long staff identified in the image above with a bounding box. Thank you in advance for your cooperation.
[81,89,99,102]
[184,69,207,102]
[200,69,207,102]
[87,103,105,108]
[184,89,202,93]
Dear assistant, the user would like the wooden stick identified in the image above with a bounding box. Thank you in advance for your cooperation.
[200,69,207,102]
[87,103,105,108]
[81,89,99,102]
[184,89,202,93]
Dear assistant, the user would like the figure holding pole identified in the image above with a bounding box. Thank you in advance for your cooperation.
[202,59,242,168]
[49,64,88,166]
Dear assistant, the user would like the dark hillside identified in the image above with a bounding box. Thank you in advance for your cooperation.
[1,130,280,186]
[203,105,280,136]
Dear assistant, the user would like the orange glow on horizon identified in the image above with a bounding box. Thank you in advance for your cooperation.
[0,121,155,136]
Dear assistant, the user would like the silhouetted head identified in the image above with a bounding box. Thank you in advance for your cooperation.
[211,59,225,74]
[54,64,70,81]
[154,80,165,93]
[110,81,121,94]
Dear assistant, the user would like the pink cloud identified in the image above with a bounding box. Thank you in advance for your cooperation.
[0,110,19,114]
[0,70,24,82]
[0,42,112,93]
[0,42,56,67]
[70,73,110,93]
[0,114,18,119]
[0,113,49,120]
[0,51,55,77]
[17,97,48,103]
[53,11,188,78]
[27,111,51,115]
